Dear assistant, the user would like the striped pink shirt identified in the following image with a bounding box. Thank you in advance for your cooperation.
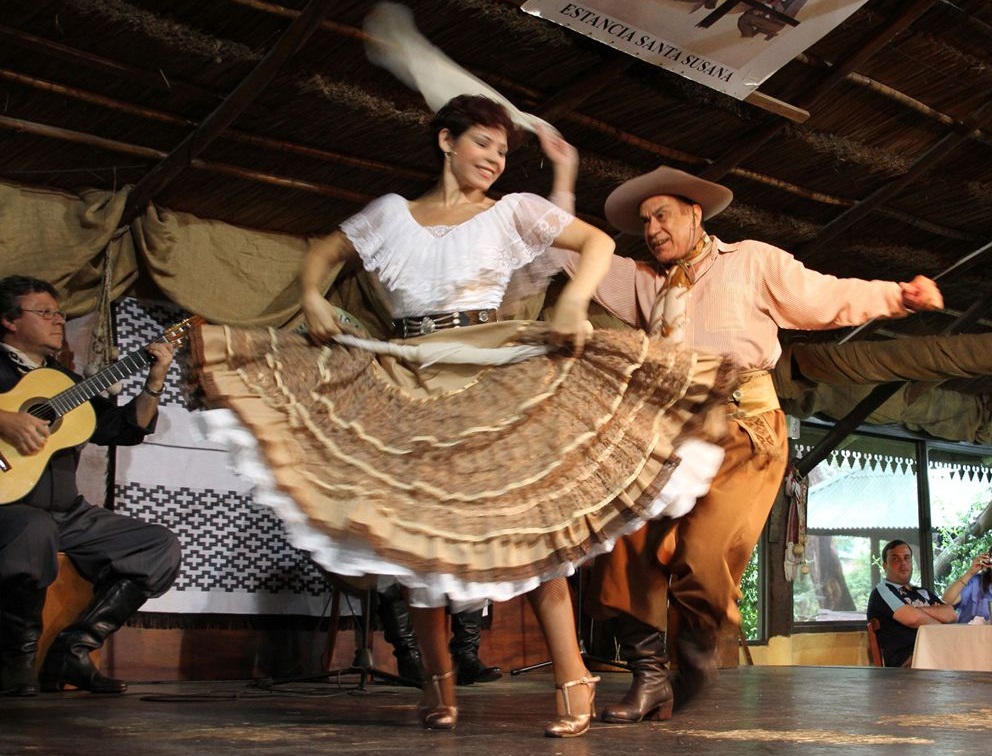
[560,238,908,371]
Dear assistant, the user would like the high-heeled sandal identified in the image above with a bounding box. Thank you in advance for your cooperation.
[544,674,601,738]
[418,670,458,730]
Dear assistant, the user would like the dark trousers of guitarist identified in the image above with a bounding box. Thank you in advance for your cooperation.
[0,353,181,697]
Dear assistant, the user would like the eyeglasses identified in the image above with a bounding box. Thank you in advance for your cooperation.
[20,308,67,321]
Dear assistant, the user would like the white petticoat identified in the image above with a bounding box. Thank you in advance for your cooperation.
[193,408,723,611]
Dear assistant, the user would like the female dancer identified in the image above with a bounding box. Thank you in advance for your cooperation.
[194,95,734,736]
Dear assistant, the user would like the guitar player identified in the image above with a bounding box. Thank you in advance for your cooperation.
[0,275,181,697]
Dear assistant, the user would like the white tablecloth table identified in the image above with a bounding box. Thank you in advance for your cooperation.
[911,624,992,671]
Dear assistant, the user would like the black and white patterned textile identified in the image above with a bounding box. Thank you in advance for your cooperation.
[109,298,332,618]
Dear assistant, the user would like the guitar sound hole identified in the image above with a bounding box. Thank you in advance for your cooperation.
[26,399,59,425]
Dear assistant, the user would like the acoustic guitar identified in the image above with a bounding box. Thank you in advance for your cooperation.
[0,316,202,504]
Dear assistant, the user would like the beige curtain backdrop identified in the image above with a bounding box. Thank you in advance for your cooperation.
[774,336,992,445]
[131,203,310,328]
[0,181,136,315]
[0,180,384,332]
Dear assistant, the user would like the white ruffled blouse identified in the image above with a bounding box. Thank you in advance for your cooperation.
[339,192,573,318]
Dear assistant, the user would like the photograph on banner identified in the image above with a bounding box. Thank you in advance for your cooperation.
[521,0,869,99]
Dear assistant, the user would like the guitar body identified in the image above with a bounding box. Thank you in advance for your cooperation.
[0,368,97,505]
[0,314,200,505]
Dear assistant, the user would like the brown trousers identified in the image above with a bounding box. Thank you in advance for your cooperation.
[587,409,788,636]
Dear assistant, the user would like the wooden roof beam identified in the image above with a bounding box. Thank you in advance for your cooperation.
[534,56,634,123]
[3,50,978,247]
[698,0,938,182]
[229,0,365,41]
[0,24,222,104]
[0,113,371,205]
[120,0,336,225]
[797,94,992,260]
[0,68,431,183]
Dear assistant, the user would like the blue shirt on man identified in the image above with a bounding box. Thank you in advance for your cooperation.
[867,580,946,667]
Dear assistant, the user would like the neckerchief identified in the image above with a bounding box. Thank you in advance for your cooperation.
[648,235,713,343]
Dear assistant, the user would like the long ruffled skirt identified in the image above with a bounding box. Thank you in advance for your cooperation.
[190,320,736,607]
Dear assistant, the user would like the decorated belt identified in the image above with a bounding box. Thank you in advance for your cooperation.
[727,370,781,419]
[394,309,498,338]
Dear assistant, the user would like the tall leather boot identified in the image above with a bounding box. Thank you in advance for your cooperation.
[601,613,674,722]
[0,581,47,697]
[449,608,501,686]
[375,585,425,686]
[671,622,718,711]
[39,578,146,694]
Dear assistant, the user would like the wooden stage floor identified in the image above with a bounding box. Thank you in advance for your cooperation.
[2,666,990,755]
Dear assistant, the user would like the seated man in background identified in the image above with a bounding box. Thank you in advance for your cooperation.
[867,539,955,667]
[0,275,181,696]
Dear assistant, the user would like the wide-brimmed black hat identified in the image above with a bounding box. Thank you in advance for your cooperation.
[604,166,733,235]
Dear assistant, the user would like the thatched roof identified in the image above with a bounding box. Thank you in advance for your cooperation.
[2,0,991,349]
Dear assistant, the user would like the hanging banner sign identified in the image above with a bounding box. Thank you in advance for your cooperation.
[521,0,869,100]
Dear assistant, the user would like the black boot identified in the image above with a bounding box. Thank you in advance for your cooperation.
[601,613,674,723]
[375,585,425,686]
[450,608,501,686]
[39,578,146,694]
[0,581,47,697]
[671,624,718,712]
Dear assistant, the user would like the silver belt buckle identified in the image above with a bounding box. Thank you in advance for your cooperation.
[418,316,436,335]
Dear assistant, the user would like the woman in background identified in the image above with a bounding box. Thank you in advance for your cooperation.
[941,549,992,623]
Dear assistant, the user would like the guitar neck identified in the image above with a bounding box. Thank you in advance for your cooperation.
[45,343,158,419]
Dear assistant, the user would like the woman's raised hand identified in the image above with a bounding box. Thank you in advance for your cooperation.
[536,124,578,194]
[537,124,577,169]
